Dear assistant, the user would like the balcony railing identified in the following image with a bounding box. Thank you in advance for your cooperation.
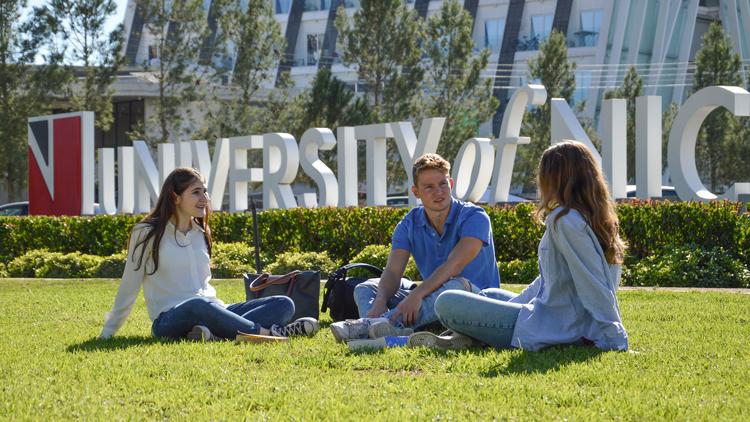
[516,35,543,52]
[567,31,599,48]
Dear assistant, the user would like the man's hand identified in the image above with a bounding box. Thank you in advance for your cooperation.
[366,300,388,318]
[390,292,423,327]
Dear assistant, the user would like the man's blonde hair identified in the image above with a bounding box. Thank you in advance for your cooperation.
[412,153,450,185]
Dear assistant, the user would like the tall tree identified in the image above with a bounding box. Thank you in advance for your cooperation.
[692,21,743,192]
[208,0,285,138]
[297,67,371,184]
[0,0,67,201]
[335,0,424,122]
[605,65,643,183]
[41,0,124,132]
[302,67,371,131]
[423,0,498,164]
[517,30,576,191]
[136,0,211,144]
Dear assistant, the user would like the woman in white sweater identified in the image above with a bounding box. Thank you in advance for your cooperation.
[99,167,318,341]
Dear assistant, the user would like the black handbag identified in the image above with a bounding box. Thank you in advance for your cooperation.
[321,263,384,322]
[244,270,320,321]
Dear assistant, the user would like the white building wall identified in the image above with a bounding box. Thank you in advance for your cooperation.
[116,0,745,139]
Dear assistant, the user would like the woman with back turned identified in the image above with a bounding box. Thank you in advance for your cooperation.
[409,141,629,351]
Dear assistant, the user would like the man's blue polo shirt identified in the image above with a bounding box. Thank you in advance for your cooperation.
[391,197,500,290]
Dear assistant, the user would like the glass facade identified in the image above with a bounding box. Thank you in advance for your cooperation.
[485,18,505,53]
[275,0,291,14]
[518,14,552,51]
[570,9,603,47]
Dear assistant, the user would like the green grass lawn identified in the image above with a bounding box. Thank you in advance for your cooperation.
[1,279,748,420]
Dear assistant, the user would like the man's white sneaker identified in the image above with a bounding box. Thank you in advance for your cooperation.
[187,325,219,342]
[368,320,414,339]
[270,317,320,338]
[407,330,475,350]
[330,317,389,342]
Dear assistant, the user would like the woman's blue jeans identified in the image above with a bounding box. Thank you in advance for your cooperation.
[434,288,522,348]
[151,296,295,339]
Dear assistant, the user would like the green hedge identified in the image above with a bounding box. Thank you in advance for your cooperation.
[622,245,750,288]
[3,202,750,286]
[498,258,538,285]
[349,244,421,280]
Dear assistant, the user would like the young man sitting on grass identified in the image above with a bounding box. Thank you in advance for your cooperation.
[330,153,501,342]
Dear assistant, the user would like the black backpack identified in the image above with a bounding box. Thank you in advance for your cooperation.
[321,263,383,322]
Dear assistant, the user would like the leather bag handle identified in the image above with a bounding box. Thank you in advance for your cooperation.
[248,270,301,293]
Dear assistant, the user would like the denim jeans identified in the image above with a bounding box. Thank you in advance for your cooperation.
[151,296,295,339]
[434,288,522,348]
[353,277,479,329]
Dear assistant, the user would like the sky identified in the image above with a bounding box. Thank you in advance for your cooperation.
[25,0,129,37]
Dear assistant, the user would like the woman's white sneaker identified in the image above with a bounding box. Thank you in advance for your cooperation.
[187,325,219,342]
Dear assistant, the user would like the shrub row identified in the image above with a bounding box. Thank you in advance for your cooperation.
[2,202,750,284]
[5,202,749,262]
[502,245,750,288]
[7,243,750,288]
[6,244,265,279]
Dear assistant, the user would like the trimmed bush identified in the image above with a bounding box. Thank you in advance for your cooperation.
[265,251,338,276]
[35,252,101,278]
[211,242,256,278]
[9,250,103,278]
[93,251,128,278]
[0,215,138,263]
[348,244,420,280]
[617,200,750,261]
[0,262,7,278]
[3,201,750,288]
[498,258,538,285]
[7,250,55,277]
[488,203,544,262]
[622,245,750,288]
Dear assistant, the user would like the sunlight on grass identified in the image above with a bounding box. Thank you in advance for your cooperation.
[0,279,748,419]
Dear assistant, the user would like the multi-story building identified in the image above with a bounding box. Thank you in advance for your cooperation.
[108,0,749,147]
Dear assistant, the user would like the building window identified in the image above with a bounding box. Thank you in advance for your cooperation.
[147,44,160,66]
[275,0,291,14]
[518,14,553,51]
[574,9,603,47]
[531,14,553,41]
[304,0,330,11]
[484,19,505,53]
[573,70,592,105]
[307,33,324,66]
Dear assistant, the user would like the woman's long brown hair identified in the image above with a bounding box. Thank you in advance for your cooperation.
[536,141,625,264]
[129,167,212,274]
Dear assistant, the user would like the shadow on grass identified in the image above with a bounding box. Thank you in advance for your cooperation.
[67,335,169,353]
[482,345,604,377]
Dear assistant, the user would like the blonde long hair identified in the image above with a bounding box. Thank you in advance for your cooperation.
[536,141,625,264]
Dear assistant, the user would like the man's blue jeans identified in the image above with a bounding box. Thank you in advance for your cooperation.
[434,288,521,348]
[353,277,479,329]
[151,296,295,339]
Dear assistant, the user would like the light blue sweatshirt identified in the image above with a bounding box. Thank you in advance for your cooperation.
[509,207,629,351]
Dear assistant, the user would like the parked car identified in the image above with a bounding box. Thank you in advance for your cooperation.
[385,196,410,208]
[625,185,680,201]
[477,189,531,204]
[0,201,29,216]
[0,201,103,216]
